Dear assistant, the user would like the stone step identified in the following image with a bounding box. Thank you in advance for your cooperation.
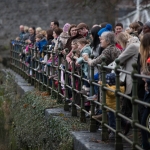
[72,131,114,150]
[72,130,133,150]
[44,107,71,119]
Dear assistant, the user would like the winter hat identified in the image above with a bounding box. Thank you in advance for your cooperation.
[63,23,71,33]
[76,23,88,30]
[105,73,116,86]
[98,24,112,36]
[144,20,150,28]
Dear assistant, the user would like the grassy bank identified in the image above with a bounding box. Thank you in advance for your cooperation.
[0,71,89,150]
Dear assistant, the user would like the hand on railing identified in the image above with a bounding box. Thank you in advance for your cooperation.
[82,54,89,61]
[61,49,66,55]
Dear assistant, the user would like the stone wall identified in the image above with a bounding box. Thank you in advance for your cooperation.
[0,0,141,50]
[0,0,103,49]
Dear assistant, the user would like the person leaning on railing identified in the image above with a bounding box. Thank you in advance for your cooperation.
[116,32,140,135]
[63,24,83,53]
[139,33,150,150]
[34,34,48,72]
[55,23,71,90]
[83,32,121,75]
[19,27,36,62]
[76,38,92,94]
[86,25,101,101]
[83,31,121,113]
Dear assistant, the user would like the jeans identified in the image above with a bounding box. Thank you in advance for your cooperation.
[94,83,99,95]
[108,111,116,129]
[83,75,90,88]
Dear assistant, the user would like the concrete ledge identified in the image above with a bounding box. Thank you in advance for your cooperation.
[1,69,34,96]
[71,131,114,150]
[45,107,71,119]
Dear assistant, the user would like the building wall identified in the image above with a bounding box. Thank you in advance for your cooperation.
[117,3,150,29]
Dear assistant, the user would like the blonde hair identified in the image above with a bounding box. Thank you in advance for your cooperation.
[77,38,89,45]
[140,33,150,73]
[24,26,29,32]
[116,32,132,48]
[36,27,42,34]
[36,34,43,39]
[35,27,42,32]
[40,30,47,37]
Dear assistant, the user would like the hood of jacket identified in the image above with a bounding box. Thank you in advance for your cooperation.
[80,44,90,51]
[60,32,70,39]
[127,36,140,46]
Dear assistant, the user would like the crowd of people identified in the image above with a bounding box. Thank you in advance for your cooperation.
[15,20,150,149]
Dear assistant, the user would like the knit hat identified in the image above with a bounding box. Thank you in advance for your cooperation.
[144,20,150,28]
[105,73,116,86]
[98,24,112,36]
[76,23,88,30]
[63,23,71,33]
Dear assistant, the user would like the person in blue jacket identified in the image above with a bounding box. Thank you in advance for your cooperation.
[35,34,48,54]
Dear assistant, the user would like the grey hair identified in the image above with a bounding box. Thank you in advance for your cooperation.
[101,31,116,45]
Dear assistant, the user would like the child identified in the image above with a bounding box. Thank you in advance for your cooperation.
[76,38,92,93]
[52,28,63,52]
[66,39,79,66]
[34,34,47,71]
[35,33,47,55]
[66,39,80,91]
[98,73,125,139]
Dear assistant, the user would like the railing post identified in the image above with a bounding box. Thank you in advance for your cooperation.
[42,51,47,92]
[131,63,139,150]
[34,47,38,88]
[101,57,108,140]
[57,49,62,103]
[80,93,86,122]
[64,48,69,111]
[90,55,97,131]
[27,47,31,84]
[79,59,85,121]
[46,49,51,95]
[51,50,56,99]
[30,48,34,86]
[71,51,77,116]
[79,53,87,123]
[115,59,123,150]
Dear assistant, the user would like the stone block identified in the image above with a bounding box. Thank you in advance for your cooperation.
[71,131,114,150]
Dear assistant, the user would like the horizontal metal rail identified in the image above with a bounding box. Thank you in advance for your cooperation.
[10,40,150,150]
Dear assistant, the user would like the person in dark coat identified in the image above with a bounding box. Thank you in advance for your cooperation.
[64,24,83,52]
[25,27,36,44]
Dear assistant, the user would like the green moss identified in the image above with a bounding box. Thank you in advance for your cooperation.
[0,72,17,150]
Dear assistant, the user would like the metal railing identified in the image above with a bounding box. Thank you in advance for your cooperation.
[10,40,150,150]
